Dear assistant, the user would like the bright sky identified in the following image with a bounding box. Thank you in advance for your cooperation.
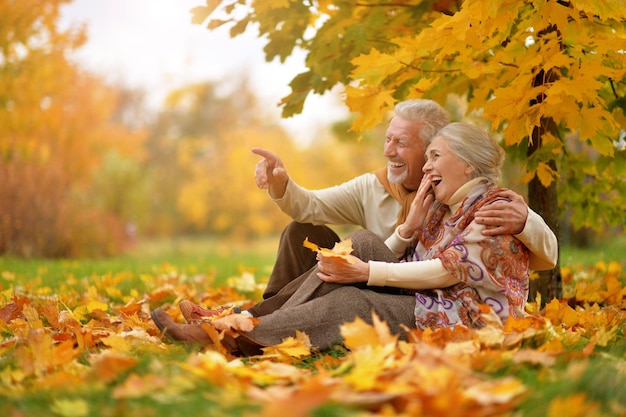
[59,0,348,145]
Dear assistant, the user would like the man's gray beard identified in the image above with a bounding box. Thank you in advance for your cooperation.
[388,171,407,185]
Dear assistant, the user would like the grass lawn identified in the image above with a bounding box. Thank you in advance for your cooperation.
[0,235,280,291]
[1,233,625,417]
[1,232,624,286]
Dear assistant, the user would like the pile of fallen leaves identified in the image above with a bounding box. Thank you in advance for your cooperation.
[0,261,625,417]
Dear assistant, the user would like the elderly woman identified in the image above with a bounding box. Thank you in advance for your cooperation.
[152,122,532,354]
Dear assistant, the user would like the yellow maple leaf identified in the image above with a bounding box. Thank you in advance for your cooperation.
[180,351,229,385]
[90,351,138,383]
[344,85,395,132]
[538,337,564,354]
[475,306,505,347]
[72,300,109,322]
[465,377,526,406]
[536,162,558,187]
[262,330,311,359]
[50,398,90,417]
[544,298,578,327]
[341,316,381,350]
[100,334,132,352]
[21,304,43,329]
[600,274,626,305]
[340,343,399,391]
[227,360,304,386]
[350,50,402,85]
[303,237,355,264]
[547,393,600,417]
[591,325,619,348]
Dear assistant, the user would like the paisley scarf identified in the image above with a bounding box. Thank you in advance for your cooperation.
[411,179,530,329]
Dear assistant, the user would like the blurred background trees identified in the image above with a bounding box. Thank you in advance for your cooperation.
[3,0,622,262]
[1,0,146,257]
[0,0,383,258]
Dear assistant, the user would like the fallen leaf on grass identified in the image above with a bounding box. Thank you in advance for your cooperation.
[410,324,474,348]
[0,300,25,323]
[341,311,398,349]
[112,372,170,399]
[101,329,160,352]
[252,378,334,417]
[262,330,311,359]
[547,393,601,417]
[72,300,109,322]
[511,349,557,366]
[1,261,625,417]
[90,351,138,383]
[464,376,526,405]
[229,360,306,386]
[180,351,231,385]
[544,298,579,327]
[50,398,90,417]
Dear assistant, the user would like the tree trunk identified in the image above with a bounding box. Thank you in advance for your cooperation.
[527,118,562,304]
[526,24,564,305]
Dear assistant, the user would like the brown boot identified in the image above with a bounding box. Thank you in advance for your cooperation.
[179,300,240,322]
[152,307,267,356]
[151,308,212,346]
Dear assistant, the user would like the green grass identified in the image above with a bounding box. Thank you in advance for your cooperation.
[560,232,626,268]
[0,235,278,290]
[2,231,623,286]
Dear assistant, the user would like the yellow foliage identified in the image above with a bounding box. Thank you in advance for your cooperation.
[344,85,396,131]
[0,0,147,257]
[547,393,601,417]
[50,398,90,417]
[338,0,626,231]
[303,237,355,264]
[262,331,312,360]
[0,260,625,415]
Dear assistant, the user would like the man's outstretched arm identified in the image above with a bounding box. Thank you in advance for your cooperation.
[475,189,558,271]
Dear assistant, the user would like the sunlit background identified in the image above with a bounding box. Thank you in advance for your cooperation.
[1,0,385,258]
[4,0,617,261]
[59,0,349,145]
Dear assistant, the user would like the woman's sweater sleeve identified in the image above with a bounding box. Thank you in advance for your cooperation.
[368,258,459,290]
[384,225,414,259]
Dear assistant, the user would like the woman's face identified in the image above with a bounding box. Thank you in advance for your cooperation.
[422,136,474,204]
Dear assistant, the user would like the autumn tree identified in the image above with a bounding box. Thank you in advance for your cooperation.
[142,79,284,236]
[192,0,626,301]
[0,0,147,257]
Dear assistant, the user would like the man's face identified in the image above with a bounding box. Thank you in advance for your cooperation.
[383,116,426,191]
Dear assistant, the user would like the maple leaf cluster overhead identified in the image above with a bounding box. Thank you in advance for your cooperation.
[192,0,626,234]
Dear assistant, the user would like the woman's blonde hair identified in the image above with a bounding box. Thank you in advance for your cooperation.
[432,122,505,184]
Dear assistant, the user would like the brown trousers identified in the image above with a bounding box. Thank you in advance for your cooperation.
[245,224,416,350]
